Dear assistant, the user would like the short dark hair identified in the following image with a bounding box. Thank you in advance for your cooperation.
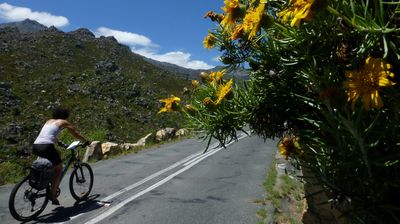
[52,108,70,119]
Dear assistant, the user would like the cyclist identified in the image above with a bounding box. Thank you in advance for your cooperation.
[32,108,89,205]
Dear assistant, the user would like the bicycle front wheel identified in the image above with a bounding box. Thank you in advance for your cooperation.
[8,176,49,221]
[69,163,93,201]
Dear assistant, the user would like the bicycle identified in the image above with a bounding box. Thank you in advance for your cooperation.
[8,141,94,222]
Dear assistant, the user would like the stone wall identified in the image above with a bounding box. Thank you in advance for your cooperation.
[83,128,189,162]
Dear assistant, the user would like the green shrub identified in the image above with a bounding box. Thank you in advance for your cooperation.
[164,0,400,222]
[0,161,29,185]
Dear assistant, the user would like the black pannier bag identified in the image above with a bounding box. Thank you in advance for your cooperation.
[29,158,54,190]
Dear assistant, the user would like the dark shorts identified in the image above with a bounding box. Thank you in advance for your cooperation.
[32,144,62,166]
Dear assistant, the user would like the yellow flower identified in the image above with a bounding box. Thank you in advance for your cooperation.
[203,31,216,49]
[158,95,181,113]
[279,0,315,27]
[230,24,244,40]
[343,57,395,111]
[209,70,226,85]
[278,136,302,160]
[221,0,241,29]
[215,79,233,104]
[242,3,266,39]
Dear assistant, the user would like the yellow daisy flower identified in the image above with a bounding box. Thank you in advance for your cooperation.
[215,79,234,104]
[230,24,244,40]
[158,95,181,113]
[343,57,395,110]
[243,3,266,39]
[209,70,226,85]
[221,0,241,29]
[203,31,216,49]
[279,0,315,27]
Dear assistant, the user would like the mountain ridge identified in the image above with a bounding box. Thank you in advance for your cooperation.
[0,19,48,33]
[0,19,249,80]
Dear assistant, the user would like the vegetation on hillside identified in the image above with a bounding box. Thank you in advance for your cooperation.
[0,23,191,184]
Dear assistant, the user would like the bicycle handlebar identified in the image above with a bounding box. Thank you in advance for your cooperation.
[58,142,70,148]
[58,141,90,149]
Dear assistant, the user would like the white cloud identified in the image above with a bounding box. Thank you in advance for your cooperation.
[95,27,214,70]
[136,50,214,70]
[95,27,156,48]
[0,3,69,27]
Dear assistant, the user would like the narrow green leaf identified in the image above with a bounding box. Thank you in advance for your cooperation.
[383,35,388,58]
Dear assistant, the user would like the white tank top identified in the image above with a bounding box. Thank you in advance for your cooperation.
[34,123,63,144]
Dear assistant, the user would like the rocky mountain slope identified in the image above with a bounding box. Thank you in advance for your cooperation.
[142,56,250,81]
[0,19,47,33]
[0,19,193,163]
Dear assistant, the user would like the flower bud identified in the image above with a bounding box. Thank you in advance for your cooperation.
[200,72,210,83]
[192,80,200,89]
[203,97,216,111]
[184,104,197,116]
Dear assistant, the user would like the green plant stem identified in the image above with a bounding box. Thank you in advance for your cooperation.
[339,115,373,180]
[272,22,291,38]
[327,5,400,34]
[326,6,355,29]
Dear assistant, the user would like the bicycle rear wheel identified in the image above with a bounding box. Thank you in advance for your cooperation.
[69,163,93,201]
[8,176,49,221]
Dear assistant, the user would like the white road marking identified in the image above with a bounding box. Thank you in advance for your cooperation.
[51,135,247,224]
[100,151,202,202]
[57,150,204,224]
[84,147,223,224]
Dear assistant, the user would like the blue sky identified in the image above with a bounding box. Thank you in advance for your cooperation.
[0,1,224,69]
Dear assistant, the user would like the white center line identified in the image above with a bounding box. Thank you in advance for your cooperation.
[84,134,247,224]
[101,151,202,202]
[57,149,204,224]
[85,147,222,224]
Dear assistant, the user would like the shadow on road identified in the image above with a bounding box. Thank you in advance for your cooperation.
[29,194,103,223]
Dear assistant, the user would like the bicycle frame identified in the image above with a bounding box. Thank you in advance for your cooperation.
[9,140,93,222]
[59,143,81,182]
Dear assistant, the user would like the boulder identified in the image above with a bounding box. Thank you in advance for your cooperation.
[82,141,101,162]
[156,128,176,142]
[101,142,119,155]
[120,143,137,150]
[175,128,189,138]
[114,133,154,151]
[82,133,154,161]
[136,133,152,146]
[155,129,165,142]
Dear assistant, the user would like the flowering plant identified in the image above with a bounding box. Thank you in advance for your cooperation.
[160,0,400,222]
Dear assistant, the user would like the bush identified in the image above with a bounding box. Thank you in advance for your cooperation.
[161,0,400,222]
[0,161,29,185]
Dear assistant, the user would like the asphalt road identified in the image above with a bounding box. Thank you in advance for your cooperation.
[0,134,277,224]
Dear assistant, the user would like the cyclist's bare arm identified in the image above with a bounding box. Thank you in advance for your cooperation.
[59,120,87,142]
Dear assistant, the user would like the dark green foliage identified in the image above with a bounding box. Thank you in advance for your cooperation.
[197,0,400,222]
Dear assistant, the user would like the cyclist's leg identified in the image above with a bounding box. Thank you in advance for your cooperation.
[50,164,62,202]
[46,147,62,204]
